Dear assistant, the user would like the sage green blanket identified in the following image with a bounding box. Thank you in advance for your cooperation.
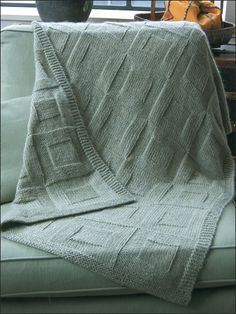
[2,21,235,305]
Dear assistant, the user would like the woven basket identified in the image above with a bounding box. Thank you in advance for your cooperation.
[134,12,235,48]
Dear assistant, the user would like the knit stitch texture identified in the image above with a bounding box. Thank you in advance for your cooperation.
[2,21,235,305]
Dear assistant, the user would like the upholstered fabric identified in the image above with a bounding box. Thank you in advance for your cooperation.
[1,287,235,314]
[1,26,35,101]
[2,22,235,305]
[1,26,34,204]
[1,97,32,203]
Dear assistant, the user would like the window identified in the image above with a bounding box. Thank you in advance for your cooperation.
[1,0,165,11]
[93,1,165,10]
[1,1,35,7]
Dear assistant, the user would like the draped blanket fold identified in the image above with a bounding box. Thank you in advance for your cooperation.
[2,21,235,305]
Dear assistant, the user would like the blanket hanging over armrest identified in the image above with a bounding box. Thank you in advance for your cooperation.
[1,21,235,305]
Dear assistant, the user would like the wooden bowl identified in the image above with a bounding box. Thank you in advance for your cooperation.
[134,12,235,47]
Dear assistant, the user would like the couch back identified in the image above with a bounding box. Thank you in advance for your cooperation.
[1,25,34,203]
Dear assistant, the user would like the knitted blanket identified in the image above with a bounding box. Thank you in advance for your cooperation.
[2,21,235,305]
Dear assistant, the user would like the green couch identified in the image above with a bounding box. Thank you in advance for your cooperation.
[1,25,235,314]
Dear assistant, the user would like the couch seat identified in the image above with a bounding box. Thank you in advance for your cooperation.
[1,201,235,298]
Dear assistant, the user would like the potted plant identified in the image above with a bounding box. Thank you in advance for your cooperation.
[36,0,93,22]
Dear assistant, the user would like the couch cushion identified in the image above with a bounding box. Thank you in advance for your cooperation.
[1,26,34,101]
[1,287,235,314]
[1,26,34,204]
[1,97,32,203]
[1,202,235,298]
